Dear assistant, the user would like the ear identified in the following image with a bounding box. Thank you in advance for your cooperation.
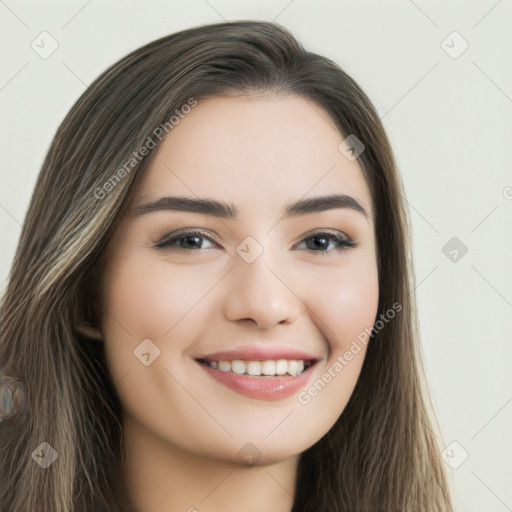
[74,322,104,341]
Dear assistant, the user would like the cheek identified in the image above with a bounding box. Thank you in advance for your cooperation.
[101,254,215,340]
[99,253,221,383]
[304,253,379,353]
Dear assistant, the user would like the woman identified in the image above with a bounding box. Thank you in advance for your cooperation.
[0,20,453,511]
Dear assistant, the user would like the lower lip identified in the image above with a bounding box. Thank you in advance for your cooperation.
[197,362,316,401]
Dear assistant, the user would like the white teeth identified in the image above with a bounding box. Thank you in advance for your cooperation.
[206,358,309,376]
[218,360,231,372]
[275,359,288,375]
[231,360,246,375]
[261,360,276,376]
[247,361,262,376]
[287,360,304,376]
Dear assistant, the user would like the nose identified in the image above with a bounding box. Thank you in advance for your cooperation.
[223,253,302,330]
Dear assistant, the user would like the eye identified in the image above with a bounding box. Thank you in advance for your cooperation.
[294,231,357,255]
[155,229,217,251]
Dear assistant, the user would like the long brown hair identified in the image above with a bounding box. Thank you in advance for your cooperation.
[0,20,453,511]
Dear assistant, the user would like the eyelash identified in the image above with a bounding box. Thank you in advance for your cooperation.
[155,229,357,256]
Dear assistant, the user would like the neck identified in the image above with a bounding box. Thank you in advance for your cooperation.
[121,413,298,512]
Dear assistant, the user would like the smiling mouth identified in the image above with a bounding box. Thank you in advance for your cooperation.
[196,358,315,377]
[195,356,318,401]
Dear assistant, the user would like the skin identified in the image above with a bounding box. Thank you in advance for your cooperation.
[96,94,379,512]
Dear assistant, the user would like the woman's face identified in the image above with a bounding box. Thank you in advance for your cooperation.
[99,94,379,465]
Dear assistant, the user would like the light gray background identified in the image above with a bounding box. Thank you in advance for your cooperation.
[1,1,511,510]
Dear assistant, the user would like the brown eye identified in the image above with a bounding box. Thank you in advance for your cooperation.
[296,231,357,255]
[156,230,217,250]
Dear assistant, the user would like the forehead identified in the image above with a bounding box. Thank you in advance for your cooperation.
[133,94,372,220]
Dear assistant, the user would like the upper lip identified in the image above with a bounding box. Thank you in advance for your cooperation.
[196,345,321,363]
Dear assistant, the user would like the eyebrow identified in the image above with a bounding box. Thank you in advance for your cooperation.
[131,193,369,220]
